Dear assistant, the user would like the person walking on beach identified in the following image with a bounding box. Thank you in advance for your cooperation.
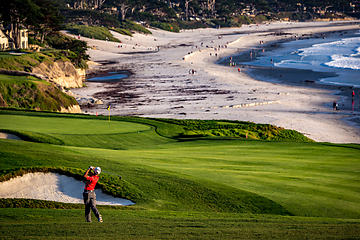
[83,166,103,222]
[352,91,355,98]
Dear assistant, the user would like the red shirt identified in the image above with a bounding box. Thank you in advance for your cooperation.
[84,174,99,191]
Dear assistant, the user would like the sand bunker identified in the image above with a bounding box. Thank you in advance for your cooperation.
[0,172,134,206]
[0,132,22,141]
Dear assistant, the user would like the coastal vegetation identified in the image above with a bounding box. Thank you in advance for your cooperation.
[0,48,87,72]
[0,0,63,48]
[64,23,121,42]
[0,33,88,71]
[37,32,89,69]
[0,109,359,238]
[0,52,55,72]
[154,118,313,141]
[0,75,77,111]
[55,0,358,32]
[0,48,85,112]
[149,22,180,33]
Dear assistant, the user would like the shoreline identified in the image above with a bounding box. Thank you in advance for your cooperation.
[71,21,360,143]
[221,30,360,127]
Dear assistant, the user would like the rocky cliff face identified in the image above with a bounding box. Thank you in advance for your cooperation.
[0,60,85,114]
[60,105,82,113]
[31,60,84,88]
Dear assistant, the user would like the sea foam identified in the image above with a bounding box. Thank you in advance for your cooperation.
[237,32,360,87]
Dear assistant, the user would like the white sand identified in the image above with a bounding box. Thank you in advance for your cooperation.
[0,172,134,206]
[0,132,22,140]
[71,21,360,144]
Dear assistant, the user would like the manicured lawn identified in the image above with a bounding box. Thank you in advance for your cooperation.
[0,114,150,134]
[74,140,360,219]
[0,110,359,238]
[0,208,359,240]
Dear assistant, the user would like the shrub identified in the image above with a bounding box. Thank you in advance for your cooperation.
[153,118,313,142]
[43,32,90,69]
[150,22,180,33]
[112,28,133,37]
[118,19,152,34]
[64,24,120,43]
[0,75,78,112]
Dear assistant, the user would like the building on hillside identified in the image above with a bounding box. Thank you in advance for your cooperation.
[18,28,29,49]
[0,30,8,51]
[0,23,9,50]
[0,23,28,50]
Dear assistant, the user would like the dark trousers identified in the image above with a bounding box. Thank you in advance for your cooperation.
[83,191,100,222]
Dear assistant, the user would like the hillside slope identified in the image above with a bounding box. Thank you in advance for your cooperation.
[0,75,80,113]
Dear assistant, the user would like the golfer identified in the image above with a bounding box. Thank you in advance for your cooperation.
[83,166,103,222]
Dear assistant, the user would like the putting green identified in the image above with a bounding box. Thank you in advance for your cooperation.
[0,115,150,134]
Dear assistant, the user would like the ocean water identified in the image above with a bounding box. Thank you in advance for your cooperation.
[229,31,360,88]
[86,71,129,82]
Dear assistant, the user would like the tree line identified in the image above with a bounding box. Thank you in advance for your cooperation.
[0,0,62,49]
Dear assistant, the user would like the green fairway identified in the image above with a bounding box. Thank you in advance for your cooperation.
[0,114,175,149]
[0,110,359,238]
[72,140,360,219]
[0,114,150,134]
[0,208,359,239]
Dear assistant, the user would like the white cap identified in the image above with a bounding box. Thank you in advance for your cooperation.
[94,167,101,175]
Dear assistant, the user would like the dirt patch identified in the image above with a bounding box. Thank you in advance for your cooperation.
[0,93,7,107]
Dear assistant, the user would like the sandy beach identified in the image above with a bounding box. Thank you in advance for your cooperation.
[70,21,360,144]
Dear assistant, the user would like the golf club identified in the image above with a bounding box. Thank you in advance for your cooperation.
[102,170,122,180]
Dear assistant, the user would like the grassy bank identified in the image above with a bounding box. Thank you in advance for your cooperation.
[0,110,359,238]
[0,52,54,72]
[0,41,87,71]
[0,75,78,111]
[65,24,121,42]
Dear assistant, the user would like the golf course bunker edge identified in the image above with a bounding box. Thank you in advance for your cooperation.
[0,172,134,206]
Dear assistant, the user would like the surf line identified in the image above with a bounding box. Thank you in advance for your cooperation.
[199,100,280,109]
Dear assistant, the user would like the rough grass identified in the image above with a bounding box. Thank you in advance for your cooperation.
[0,52,52,71]
[0,50,82,71]
[0,208,359,240]
[0,75,78,111]
[118,19,152,34]
[150,22,180,33]
[157,118,313,142]
[112,28,133,37]
[65,24,120,42]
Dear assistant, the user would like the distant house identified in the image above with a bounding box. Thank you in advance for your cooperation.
[0,28,8,51]
[0,23,28,50]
